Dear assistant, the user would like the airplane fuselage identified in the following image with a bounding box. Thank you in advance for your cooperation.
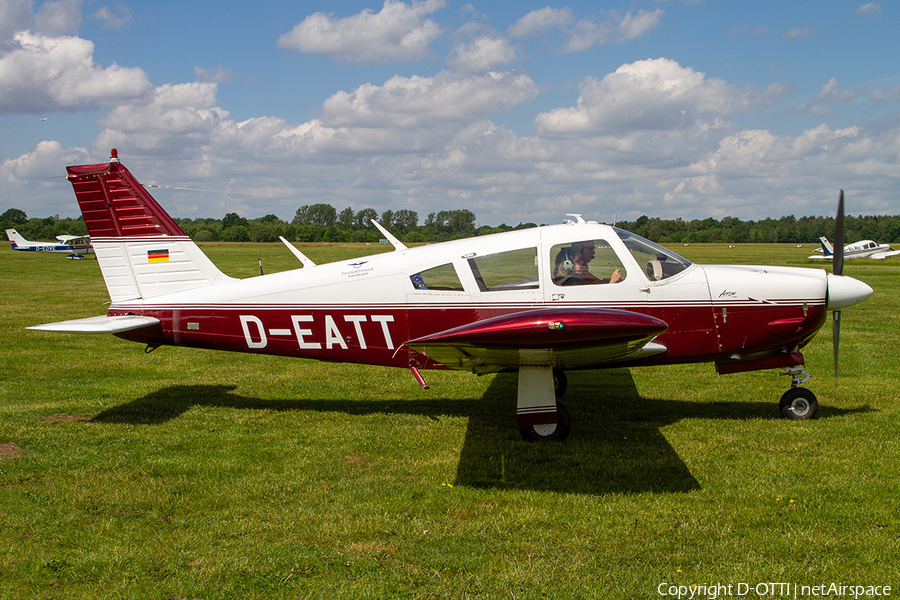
[105,224,830,375]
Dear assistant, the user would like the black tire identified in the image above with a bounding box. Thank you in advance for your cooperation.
[519,402,571,442]
[779,387,818,420]
[553,370,568,397]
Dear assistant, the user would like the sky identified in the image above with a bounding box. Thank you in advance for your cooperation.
[1,0,899,227]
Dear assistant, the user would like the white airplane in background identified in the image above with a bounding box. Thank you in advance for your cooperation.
[27,151,874,441]
[6,229,93,259]
[808,236,900,260]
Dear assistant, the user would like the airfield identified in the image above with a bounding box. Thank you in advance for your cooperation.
[2,241,898,598]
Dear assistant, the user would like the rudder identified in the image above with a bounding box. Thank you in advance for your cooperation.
[66,149,233,302]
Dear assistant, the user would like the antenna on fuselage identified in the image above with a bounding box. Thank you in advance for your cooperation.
[371,220,408,251]
[279,236,317,268]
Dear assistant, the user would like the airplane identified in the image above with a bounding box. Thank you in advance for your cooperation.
[6,228,93,259]
[808,236,900,260]
[27,150,874,441]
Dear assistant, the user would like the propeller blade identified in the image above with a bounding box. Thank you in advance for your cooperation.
[833,310,841,385]
[832,189,845,386]
[834,190,844,277]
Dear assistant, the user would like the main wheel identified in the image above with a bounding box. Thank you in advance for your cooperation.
[779,387,818,420]
[519,402,571,442]
[553,370,568,397]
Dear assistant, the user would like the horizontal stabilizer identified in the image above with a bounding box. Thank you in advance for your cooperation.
[28,315,160,335]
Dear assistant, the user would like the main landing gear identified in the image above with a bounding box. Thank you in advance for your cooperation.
[779,366,818,420]
[517,368,571,442]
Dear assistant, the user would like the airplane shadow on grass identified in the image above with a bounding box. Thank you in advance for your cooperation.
[90,369,872,496]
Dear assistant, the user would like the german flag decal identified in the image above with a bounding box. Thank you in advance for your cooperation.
[147,249,169,263]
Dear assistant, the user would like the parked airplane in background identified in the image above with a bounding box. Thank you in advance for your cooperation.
[6,228,93,259]
[28,151,874,441]
[808,236,900,260]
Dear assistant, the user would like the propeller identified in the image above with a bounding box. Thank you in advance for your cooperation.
[832,190,844,384]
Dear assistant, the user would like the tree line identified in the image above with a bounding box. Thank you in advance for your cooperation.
[5,206,900,246]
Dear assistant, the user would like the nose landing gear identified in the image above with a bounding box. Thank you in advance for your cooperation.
[779,366,818,420]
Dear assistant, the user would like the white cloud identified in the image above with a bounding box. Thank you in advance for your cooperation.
[195,65,234,84]
[91,5,132,30]
[534,58,785,137]
[819,77,858,103]
[94,82,228,158]
[0,31,152,113]
[277,0,446,63]
[783,27,813,38]
[508,7,574,38]
[447,35,516,71]
[32,0,82,35]
[856,3,881,15]
[320,70,538,130]
[869,84,900,103]
[562,9,664,53]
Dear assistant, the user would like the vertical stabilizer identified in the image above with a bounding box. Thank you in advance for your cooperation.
[66,149,234,302]
[5,229,28,248]
[818,236,834,257]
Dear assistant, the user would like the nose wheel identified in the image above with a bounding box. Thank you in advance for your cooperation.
[779,366,818,420]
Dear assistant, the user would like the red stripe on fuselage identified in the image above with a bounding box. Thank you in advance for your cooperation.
[108,299,828,370]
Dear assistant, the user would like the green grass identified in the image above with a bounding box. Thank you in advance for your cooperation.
[2,241,899,599]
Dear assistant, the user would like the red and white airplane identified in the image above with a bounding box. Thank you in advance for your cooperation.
[29,150,874,440]
[6,228,93,258]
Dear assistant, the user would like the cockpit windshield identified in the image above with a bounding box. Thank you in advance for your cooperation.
[613,228,692,281]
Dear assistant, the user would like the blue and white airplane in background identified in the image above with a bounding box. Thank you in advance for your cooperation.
[808,236,900,261]
[6,229,93,259]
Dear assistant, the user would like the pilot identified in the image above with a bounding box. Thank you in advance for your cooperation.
[554,241,622,285]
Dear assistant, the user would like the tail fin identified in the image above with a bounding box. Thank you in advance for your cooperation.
[5,228,29,249]
[66,149,233,302]
[819,236,834,257]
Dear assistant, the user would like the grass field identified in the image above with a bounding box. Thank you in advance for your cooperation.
[2,241,898,599]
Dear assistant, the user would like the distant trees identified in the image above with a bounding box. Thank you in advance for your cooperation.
[6,203,900,245]
[615,214,900,245]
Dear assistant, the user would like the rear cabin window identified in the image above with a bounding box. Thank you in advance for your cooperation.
[468,247,539,292]
[410,263,464,291]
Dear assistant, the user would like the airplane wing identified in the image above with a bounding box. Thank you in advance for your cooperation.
[872,250,900,260]
[404,307,668,374]
[56,235,90,242]
[27,315,160,334]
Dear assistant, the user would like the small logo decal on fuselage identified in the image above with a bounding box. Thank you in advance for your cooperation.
[342,260,374,278]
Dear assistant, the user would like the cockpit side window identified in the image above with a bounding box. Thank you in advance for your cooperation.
[410,263,465,291]
[467,247,539,292]
[613,228,692,281]
[550,239,626,286]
